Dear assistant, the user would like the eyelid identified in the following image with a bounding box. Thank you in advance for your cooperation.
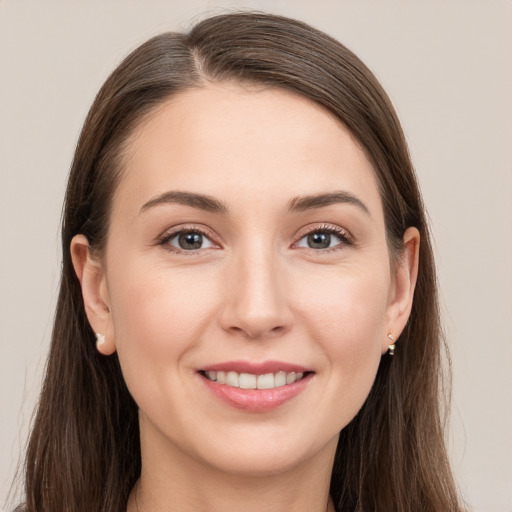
[157,224,222,253]
[292,223,353,250]
[156,222,353,254]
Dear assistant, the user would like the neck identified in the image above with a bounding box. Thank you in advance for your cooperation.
[130,475,336,512]
[128,419,338,512]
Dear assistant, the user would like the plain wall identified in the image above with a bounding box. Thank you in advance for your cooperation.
[1,1,511,510]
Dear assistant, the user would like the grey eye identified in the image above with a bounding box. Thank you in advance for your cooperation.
[168,231,213,251]
[297,231,342,250]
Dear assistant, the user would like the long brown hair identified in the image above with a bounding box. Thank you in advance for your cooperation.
[18,12,463,512]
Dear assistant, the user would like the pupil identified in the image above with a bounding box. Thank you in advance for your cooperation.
[179,232,202,250]
[308,232,331,249]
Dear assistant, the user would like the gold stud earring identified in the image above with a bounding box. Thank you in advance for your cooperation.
[95,333,105,350]
[387,333,396,356]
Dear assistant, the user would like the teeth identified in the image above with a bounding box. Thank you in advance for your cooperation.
[203,370,306,389]
[274,371,287,387]
[257,373,275,389]
[286,372,296,385]
[226,371,239,387]
[239,373,257,389]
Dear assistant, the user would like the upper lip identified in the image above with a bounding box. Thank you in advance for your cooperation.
[200,360,312,374]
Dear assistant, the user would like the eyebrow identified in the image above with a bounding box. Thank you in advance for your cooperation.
[140,191,228,214]
[140,190,369,216]
[287,191,370,216]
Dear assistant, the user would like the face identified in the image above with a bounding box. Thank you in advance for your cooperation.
[78,83,416,478]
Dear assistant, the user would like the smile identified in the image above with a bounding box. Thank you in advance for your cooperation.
[203,370,305,389]
[198,361,314,412]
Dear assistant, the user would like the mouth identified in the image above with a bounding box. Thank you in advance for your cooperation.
[200,370,308,389]
[197,361,314,412]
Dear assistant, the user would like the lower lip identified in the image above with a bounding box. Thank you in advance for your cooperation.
[199,373,313,412]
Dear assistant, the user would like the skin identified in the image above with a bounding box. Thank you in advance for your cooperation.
[71,83,419,512]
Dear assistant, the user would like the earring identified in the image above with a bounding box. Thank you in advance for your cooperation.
[387,333,396,356]
[95,333,105,350]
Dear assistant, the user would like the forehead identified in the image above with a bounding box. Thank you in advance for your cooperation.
[114,83,383,222]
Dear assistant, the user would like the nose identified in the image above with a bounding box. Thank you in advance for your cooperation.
[219,245,293,340]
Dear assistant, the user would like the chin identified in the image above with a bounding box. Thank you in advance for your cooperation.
[188,425,340,478]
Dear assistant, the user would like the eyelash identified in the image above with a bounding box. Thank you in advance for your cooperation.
[157,223,353,255]
[294,224,353,253]
[157,224,219,255]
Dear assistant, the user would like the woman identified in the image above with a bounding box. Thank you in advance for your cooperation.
[17,12,464,512]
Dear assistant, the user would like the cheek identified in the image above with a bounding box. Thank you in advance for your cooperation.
[107,261,220,393]
[295,263,389,420]
[298,262,390,346]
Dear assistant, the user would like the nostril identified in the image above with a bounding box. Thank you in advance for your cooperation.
[226,324,286,339]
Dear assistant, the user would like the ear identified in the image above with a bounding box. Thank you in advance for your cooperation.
[383,227,420,353]
[70,234,116,355]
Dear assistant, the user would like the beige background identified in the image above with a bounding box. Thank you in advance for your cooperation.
[1,1,511,510]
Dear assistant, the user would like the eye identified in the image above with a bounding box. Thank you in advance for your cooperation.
[295,226,351,251]
[164,230,215,251]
